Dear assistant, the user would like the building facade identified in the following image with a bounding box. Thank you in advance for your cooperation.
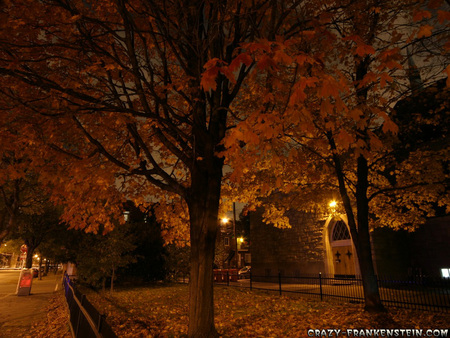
[250,209,450,279]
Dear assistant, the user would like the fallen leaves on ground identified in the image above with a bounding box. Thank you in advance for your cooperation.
[29,290,71,338]
[81,284,449,337]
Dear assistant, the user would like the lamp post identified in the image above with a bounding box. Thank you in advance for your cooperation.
[221,202,239,269]
[233,202,238,269]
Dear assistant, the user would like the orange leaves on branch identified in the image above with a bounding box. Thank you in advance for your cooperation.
[382,117,399,134]
[289,77,319,105]
[200,58,222,91]
[368,132,384,151]
[437,10,450,24]
[349,108,363,121]
[245,39,272,54]
[376,109,398,134]
[383,60,402,71]
[359,72,377,87]
[320,99,333,117]
[417,25,434,38]
[228,53,253,72]
[256,55,278,70]
[272,49,293,65]
[413,10,432,22]
[343,35,376,57]
[378,47,401,62]
[201,53,253,91]
[320,77,342,98]
[336,129,355,150]
[289,81,307,105]
[379,72,393,88]
[104,64,122,71]
[355,44,376,57]
[242,39,297,71]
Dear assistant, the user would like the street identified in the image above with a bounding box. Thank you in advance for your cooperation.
[0,269,62,338]
[0,270,21,296]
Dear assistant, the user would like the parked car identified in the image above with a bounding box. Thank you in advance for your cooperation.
[238,266,251,279]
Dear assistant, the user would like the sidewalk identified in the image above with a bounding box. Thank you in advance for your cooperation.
[0,272,63,338]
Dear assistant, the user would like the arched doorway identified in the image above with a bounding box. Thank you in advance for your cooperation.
[323,216,358,277]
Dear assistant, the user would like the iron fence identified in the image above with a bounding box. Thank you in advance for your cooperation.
[213,270,450,312]
[63,274,117,338]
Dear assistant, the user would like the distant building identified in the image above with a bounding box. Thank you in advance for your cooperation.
[216,219,251,269]
[0,252,14,267]
[250,209,450,279]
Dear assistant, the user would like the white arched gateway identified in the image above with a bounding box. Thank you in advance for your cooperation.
[323,215,359,277]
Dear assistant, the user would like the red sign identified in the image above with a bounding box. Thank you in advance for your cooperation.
[17,269,33,296]
[20,244,28,253]
[19,273,32,288]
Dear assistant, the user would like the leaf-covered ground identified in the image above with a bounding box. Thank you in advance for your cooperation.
[28,290,72,338]
[78,284,449,337]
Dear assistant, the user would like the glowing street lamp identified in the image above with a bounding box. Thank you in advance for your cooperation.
[328,200,338,216]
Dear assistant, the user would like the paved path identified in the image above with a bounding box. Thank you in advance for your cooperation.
[0,270,63,338]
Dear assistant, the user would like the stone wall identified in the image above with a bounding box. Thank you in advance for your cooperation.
[409,215,450,277]
[371,227,411,277]
[251,206,450,279]
[372,215,450,278]
[250,209,326,278]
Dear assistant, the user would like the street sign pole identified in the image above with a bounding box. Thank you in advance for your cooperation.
[16,244,33,295]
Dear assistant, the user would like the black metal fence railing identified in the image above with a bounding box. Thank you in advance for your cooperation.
[213,270,450,313]
[63,274,117,338]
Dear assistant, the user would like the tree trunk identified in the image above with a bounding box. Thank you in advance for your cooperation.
[186,156,222,337]
[0,179,21,243]
[110,266,115,294]
[0,213,15,244]
[188,222,218,338]
[330,135,384,312]
[356,155,385,312]
[25,246,34,269]
[39,257,43,280]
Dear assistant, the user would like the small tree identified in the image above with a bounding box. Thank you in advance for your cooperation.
[76,223,136,292]
[9,204,62,268]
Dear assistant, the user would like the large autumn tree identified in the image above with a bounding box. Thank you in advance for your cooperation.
[0,1,326,336]
[224,0,449,312]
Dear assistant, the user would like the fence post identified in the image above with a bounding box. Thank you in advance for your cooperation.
[319,272,323,301]
[97,313,105,333]
[76,293,85,336]
[278,272,282,296]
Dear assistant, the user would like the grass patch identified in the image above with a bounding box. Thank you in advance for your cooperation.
[82,284,449,337]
